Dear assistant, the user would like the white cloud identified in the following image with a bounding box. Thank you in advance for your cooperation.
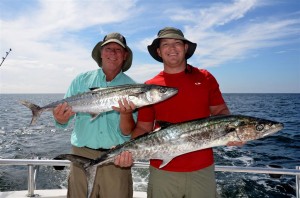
[127,63,162,83]
[165,0,300,67]
[0,0,138,93]
[0,0,299,93]
[167,0,258,29]
[191,17,300,67]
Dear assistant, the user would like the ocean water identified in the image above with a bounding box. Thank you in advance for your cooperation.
[0,93,299,197]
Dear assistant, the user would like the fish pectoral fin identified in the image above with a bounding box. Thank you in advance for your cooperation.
[149,127,161,134]
[90,113,101,120]
[155,120,173,129]
[159,158,174,169]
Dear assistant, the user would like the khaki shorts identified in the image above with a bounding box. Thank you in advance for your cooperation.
[67,146,133,198]
[147,165,217,198]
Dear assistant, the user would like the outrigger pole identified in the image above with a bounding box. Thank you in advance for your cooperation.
[0,48,12,67]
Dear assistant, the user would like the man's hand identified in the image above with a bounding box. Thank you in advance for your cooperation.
[114,151,133,168]
[53,102,75,124]
[112,98,135,114]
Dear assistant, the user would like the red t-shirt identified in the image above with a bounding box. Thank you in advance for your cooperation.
[137,65,226,172]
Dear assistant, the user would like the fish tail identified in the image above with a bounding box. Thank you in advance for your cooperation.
[53,154,98,198]
[20,100,42,125]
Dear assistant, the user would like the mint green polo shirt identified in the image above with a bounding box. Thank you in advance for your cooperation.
[56,68,137,149]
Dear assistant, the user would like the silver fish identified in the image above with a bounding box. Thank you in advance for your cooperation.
[54,114,284,198]
[20,84,178,125]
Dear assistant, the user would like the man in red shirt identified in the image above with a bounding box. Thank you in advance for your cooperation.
[116,27,232,197]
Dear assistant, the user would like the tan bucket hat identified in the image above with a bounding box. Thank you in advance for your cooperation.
[92,32,133,72]
[147,27,197,62]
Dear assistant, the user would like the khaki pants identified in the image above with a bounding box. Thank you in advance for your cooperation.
[147,165,217,198]
[67,146,133,198]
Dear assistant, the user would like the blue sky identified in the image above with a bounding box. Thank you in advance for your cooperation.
[0,0,299,93]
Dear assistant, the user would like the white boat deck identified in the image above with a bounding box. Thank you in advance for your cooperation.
[0,189,147,198]
[0,159,299,198]
[0,189,67,198]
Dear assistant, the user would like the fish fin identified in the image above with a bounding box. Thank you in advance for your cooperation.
[53,154,98,198]
[149,127,161,133]
[89,87,107,91]
[53,154,94,169]
[19,100,43,125]
[86,166,98,198]
[90,113,101,121]
[155,120,173,129]
[159,158,174,168]
[89,87,100,91]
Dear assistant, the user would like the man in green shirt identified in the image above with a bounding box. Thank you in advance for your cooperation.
[53,32,136,198]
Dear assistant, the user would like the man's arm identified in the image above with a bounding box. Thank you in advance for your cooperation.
[131,121,154,139]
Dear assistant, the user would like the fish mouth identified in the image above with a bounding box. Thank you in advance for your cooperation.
[168,86,178,93]
[262,123,284,138]
[167,88,178,98]
[161,86,178,97]
[171,88,178,94]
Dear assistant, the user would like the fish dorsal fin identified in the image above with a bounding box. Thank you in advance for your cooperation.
[155,120,173,129]
[89,87,107,91]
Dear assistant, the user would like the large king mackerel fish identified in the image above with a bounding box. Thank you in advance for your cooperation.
[20,84,178,125]
[54,114,284,198]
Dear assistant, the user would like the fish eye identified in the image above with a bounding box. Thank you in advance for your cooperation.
[239,121,246,126]
[256,124,264,131]
[159,87,167,93]
[225,126,236,133]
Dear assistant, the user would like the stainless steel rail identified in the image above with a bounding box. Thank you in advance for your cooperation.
[0,159,299,197]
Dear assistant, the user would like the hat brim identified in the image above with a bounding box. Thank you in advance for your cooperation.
[92,41,133,72]
[147,37,197,62]
[101,39,126,48]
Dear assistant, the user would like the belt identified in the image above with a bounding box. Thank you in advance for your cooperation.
[84,146,110,152]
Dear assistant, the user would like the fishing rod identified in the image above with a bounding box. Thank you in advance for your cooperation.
[0,48,12,67]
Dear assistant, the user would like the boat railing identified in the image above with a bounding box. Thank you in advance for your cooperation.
[0,158,299,198]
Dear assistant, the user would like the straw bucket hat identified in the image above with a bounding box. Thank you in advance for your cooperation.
[147,27,197,62]
[92,32,133,72]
